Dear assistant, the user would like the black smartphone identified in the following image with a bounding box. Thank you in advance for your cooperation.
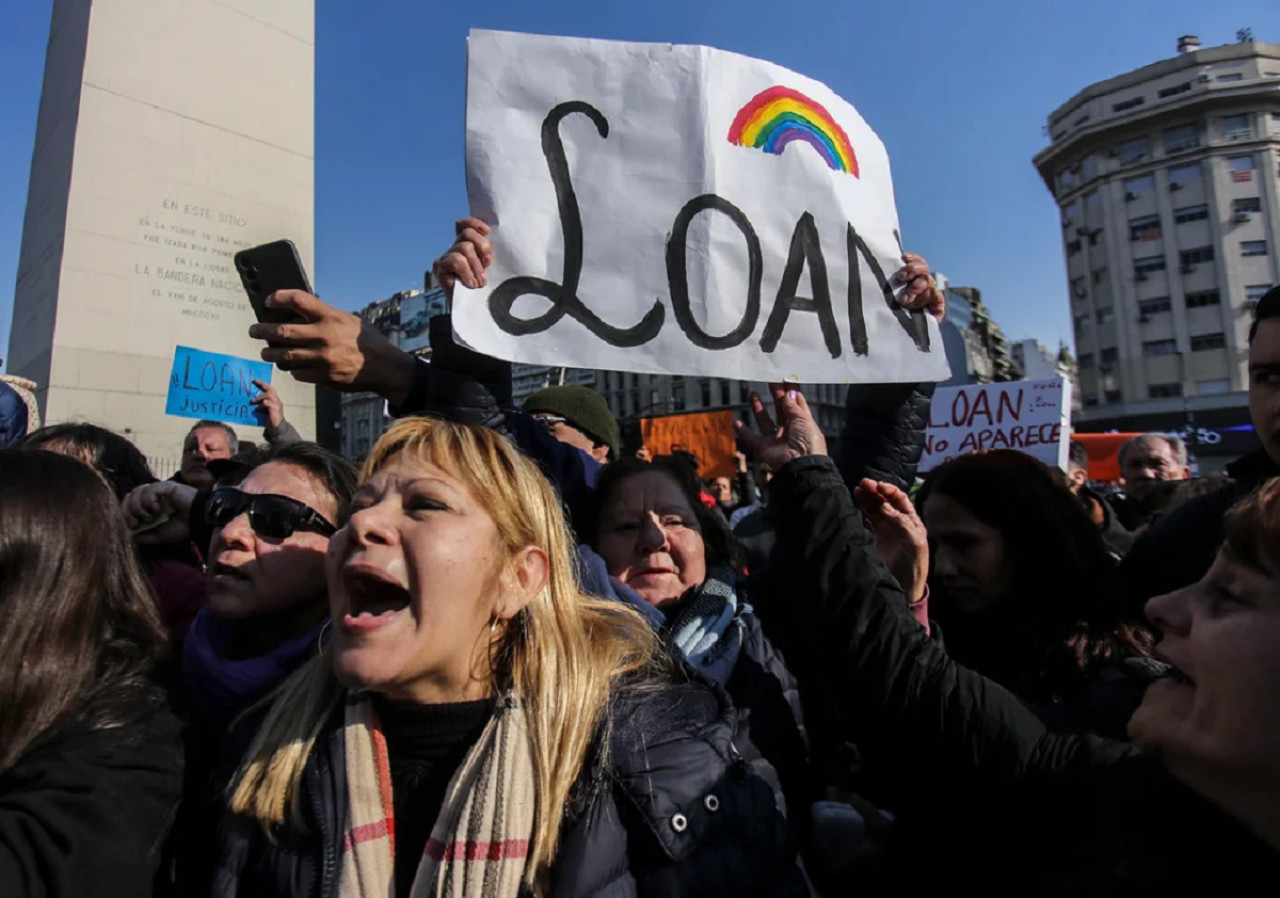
[234,239,312,325]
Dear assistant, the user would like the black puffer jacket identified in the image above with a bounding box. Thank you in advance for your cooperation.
[212,678,808,897]
[0,684,183,898]
[765,455,1276,892]
[837,382,935,492]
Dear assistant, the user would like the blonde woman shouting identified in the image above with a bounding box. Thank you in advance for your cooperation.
[213,417,807,897]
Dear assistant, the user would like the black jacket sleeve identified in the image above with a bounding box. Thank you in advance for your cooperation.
[0,694,183,897]
[837,382,934,492]
[765,456,1138,832]
[389,315,512,432]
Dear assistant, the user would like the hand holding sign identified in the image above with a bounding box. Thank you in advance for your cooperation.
[250,379,285,430]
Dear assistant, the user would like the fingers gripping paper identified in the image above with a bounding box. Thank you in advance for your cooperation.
[454,30,950,385]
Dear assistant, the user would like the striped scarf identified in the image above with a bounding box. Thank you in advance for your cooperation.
[338,692,536,898]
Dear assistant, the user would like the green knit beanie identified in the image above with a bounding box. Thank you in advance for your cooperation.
[523,385,619,460]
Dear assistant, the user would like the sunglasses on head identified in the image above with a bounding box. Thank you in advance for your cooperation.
[205,487,337,540]
[533,414,568,431]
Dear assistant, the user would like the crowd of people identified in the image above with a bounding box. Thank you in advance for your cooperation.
[0,219,1278,896]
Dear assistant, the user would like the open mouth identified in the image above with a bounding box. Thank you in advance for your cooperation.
[1155,653,1194,687]
[343,564,411,619]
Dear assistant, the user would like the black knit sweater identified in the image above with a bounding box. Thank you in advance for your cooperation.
[374,695,493,898]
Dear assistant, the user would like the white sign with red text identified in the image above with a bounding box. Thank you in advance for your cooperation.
[919,377,1072,472]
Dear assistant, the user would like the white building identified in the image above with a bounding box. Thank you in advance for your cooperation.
[1034,34,1279,465]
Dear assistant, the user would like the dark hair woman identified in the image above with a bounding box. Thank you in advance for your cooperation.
[762,398,1279,893]
[23,422,210,645]
[0,449,182,896]
[909,449,1158,737]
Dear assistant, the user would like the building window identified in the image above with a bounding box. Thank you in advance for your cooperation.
[1062,202,1078,225]
[1066,239,1082,256]
[1190,333,1226,352]
[1185,290,1221,308]
[1134,255,1166,275]
[1216,73,1243,83]
[1243,241,1268,257]
[1128,214,1162,241]
[1084,189,1101,210]
[1197,379,1231,395]
[1179,246,1215,267]
[1149,383,1184,398]
[1077,353,1094,368]
[1081,154,1098,180]
[1092,267,1108,284]
[1058,167,1079,192]
[1070,275,1088,299]
[1234,197,1262,213]
[1273,113,1280,136]
[1112,96,1145,113]
[1221,114,1252,139]
[1100,348,1119,365]
[1229,155,1256,182]
[1124,174,1156,197]
[1105,389,1124,403]
[1168,162,1202,189]
[672,385,686,410]
[700,382,711,406]
[1074,313,1091,331]
[1174,204,1208,224]
[1139,297,1172,315]
[1096,307,1114,325]
[1158,81,1192,99]
[1083,394,1100,407]
[1143,339,1178,357]
[719,380,731,405]
[1163,123,1200,153]
[1089,230,1102,246]
[1117,137,1150,165]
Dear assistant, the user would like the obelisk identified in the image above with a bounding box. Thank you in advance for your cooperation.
[7,0,316,466]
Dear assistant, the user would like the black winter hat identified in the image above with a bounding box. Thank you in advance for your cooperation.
[523,385,619,460]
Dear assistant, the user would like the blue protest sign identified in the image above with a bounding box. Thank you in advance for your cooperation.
[165,346,271,427]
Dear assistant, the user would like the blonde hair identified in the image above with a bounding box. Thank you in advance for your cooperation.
[229,417,661,885]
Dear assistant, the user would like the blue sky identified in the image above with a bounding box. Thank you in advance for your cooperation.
[0,0,1273,368]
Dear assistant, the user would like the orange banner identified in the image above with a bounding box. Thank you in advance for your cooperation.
[1073,432,1142,483]
[640,410,737,479]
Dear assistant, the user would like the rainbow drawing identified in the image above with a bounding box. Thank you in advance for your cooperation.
[727,86,859,177]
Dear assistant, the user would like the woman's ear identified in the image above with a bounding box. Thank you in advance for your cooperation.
[496,546,549,620]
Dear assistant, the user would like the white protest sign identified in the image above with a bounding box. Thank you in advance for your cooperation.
[919,378,1073,472]
[453,30,950,384]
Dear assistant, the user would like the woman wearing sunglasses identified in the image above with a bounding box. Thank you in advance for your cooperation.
[214,417,807,898]
[124,441,357,891]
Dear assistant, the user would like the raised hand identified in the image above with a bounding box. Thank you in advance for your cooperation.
[852,478,929,603]
[123,481,198,547]
[250,378,285,430]
[895,252,945,322]
[735,383,828,472]
[432,217,493,300]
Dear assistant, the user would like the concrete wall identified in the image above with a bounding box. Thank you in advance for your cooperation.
[8,0,315,465]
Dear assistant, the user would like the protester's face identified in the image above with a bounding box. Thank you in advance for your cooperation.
[1121,439,1188,501]
[181,426,232,488]
[596,470,707,609]
[922,494,1013,614]
[1129,549,1280,786]
[711,477,733,504]
[329,456,530,703]
[1248,318,1280,465]
[535,414,608,463]
[206,462,336,620]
